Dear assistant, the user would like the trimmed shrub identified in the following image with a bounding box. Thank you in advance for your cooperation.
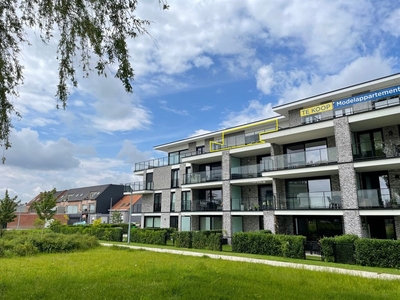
[129,229,167,245]
[232,232,305,259]
[192,231,222,251]
[52,225,123,242]
[355,239,400,269]
[320,235,358,263]
[174,231,192,248]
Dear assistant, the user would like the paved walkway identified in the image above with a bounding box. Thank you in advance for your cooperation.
[101,243,400,281]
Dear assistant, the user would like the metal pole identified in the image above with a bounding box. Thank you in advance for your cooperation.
[109,197,112,223]
[17,204,21,230]
[127,190,133,244]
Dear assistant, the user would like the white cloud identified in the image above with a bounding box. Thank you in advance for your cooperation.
[193,56,214,68]
[381,8,400,37]
[256,65,275,94]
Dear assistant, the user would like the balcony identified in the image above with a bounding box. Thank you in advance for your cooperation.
[183,170,222,184]
[276,191,342,210]
[124,182,154,193]
[262,147,338,171]
[357,188,400,209]
[231,164,262,179]
[192,199,222,211]
[231,197,274,211]
[353,141,400,160]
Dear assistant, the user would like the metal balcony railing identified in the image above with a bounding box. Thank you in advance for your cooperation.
[261,147,338,171]
[353,141,399,160]
[192,199,222,211]
[231,197,273,211]
[183,170,222,184]
[124,182,154,192]
[357,188,400,209]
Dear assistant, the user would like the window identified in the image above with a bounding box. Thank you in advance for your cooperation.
[66,205,78,213]
[334,107,353,117]
[199,162,222,181]
[154,194,162,212]
[145,217,161,228]
[89,204,95,213]
[196,146,205,155]
[145,173,153,190]
[303,114,321,124]
[171,169,179,188]
[168,149,189,164]
[181,216,191,231]
[199,216,222,230]
[82,205,87,213]
[170,192,176,212]
[286,177,332,209]
[284,139,328,167]
[170,216,178,229]
[181,191,191,211]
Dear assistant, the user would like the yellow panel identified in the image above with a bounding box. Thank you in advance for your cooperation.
[209,118,278,152]
[300,102,333,117]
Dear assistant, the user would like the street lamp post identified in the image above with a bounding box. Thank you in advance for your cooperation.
[109,197,113,223]
[127,188,133,244]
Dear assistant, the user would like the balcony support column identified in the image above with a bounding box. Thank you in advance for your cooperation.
[263,211,276,234]
[161,213,170,228]
[343,210,362,238]
[223,212,232,243]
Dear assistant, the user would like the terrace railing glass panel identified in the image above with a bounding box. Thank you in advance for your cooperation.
[275,191,341,210]
[183,170,222,184]
[357,188,400,209]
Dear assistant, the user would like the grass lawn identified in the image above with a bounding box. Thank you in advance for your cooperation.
[1,246,399,300]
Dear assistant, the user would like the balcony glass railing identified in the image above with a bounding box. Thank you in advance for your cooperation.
[261,147,337,171]
[231,197,274,211]
[353,141,399,160]
[192,199,222,211]
[357,188,400,209]
[124,182,154,192]
[134,157,170,172]
[183,170,222,184]
[231,164,262,179]
[275,191,342,210]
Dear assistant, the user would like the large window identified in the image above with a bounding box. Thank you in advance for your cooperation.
[286,177,332,209]
[66,205,78,214]
[284,139,328,167]
[352,130,384,159]
[145,172,153,190]
[295,216,343,241]
[154,194,162,212]
[199,162,222,181]
[198,189,222,211]
[181,191,191,211]
[169,149,189,164]
[170,216,178,229]
[145,217,160,228]
[171,169,179,188]
[170,192,176,212]
[200,216,222,230]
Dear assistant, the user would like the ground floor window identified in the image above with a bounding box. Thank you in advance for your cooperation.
[181,216,191,231]
[294,216,343,241]
[145,216,160,228]
[363,216,396,239]
[170,216,178,229]
[200,216,222,230]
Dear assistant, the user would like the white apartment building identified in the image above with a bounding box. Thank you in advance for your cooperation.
[125,73,400,242]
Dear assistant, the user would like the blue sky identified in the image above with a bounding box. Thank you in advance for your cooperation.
[2,0,400,202]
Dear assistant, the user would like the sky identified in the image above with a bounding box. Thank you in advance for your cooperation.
[2,0,400,203]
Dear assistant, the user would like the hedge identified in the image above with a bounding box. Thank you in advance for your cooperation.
[129,229,168,245]
[173,231,192,248]
[320,235,358,263]
[192,231,222,251]
[51,225,123,242]
[0,232,99,257]
[232,232,306,259]
[354,239,400,269]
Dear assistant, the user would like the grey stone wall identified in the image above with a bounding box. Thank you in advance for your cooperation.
[289,108,302,127]
[205,138,213,153]
[223,212,232,241]
[338,164,358,209]
[389,169,400,191]
[275,215,293,235]
[161,190,170,213]
[243,216,260,232]
[383,126,400,157]
[175,189,182,213]
[271,143,283,156]
[222,151,231,180]
[343,210,362,237]
[273,179,286,209]
[153,166,172,190]
[188,142,196,153]
[333,117,353,163]
[394,216,400,240]
[263,211,276,233]
[191,215,199,231]
[327,136,336,148]
[242,185,258,208]
[141,194,153,213]
[222,181,231,210]
[331,174,340,191]
[160,213,170,228]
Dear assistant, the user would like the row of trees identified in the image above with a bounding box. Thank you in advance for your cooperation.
[0,189,57,236]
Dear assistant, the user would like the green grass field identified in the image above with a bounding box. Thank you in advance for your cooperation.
[1,246,399,300]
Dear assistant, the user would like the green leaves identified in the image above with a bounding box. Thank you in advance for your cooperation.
[0,190,19,235]
[33,188,57,221]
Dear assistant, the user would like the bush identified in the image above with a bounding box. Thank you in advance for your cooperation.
[174,231,192,248]
[52,225,123,242]
[192,231,222,251]
[320,235,358,263]
[129,229,167,245]
[232,232,305,259]
[355,239,400,269]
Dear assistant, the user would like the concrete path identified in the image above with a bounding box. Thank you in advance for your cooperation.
[101,243,400,281]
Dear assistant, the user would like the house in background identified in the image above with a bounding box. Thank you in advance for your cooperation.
[111,195,142,224]
[55,184,124,224]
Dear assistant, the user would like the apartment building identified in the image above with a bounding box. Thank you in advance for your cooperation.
[125,73,400,242]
